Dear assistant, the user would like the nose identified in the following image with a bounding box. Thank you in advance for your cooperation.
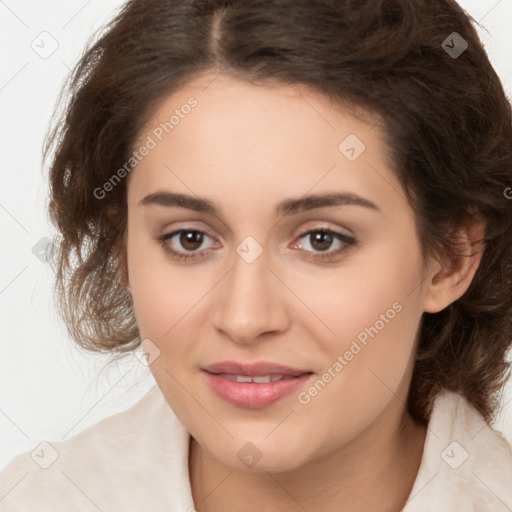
[212,245,291,344]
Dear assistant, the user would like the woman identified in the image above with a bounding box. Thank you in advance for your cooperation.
[1,0,512,510]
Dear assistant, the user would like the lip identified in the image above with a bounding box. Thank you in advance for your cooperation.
[202,361,310,377]
[202,360,314,409]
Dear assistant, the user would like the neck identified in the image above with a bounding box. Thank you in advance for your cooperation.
[189,404,427,512]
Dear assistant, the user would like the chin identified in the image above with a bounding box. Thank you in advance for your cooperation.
[207,435,312,473]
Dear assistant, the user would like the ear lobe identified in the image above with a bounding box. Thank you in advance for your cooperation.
[423,216,486,314]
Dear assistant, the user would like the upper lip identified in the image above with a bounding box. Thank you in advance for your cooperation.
[202,361,312,377]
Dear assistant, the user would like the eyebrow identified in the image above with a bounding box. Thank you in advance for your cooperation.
[138,191,380,216]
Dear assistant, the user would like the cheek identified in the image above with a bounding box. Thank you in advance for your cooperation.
[290,233,424,405]
[126,226,208,338]
[126,233,215,417]
[288,228,424,352]
[126,241,207,419]
[290,296,421,456]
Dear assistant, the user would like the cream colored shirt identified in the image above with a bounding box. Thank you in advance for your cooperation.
[1,385,511,511]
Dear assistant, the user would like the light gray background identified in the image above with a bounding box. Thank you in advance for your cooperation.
[1,0,512,472]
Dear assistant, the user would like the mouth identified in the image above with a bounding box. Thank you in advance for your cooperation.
[212,374,299,383]
[201,361,314,408]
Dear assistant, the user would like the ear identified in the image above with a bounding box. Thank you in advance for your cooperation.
[423,215,486,313]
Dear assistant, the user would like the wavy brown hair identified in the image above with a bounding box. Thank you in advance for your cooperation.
[46,0,512,424]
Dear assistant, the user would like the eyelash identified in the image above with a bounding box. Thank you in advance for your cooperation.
[154,227,356,263]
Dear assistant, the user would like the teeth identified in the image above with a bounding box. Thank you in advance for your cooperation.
[217,374,286,383]
[235,375,253,383]
[252,375,271,383]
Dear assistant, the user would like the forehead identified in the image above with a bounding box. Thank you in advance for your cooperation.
[127,72,403,215]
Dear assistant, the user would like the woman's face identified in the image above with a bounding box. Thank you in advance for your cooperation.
[125,72,432,471]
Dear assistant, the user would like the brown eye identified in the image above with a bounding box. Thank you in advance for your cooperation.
[309,231,334,251]
[180,230,204,251]
[155,228,217,263]
[293,228,356,263]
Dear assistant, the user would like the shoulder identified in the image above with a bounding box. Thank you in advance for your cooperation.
[0,385,193,512]
[404,390,512,511]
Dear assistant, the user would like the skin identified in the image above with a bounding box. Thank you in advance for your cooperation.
[123,72,484,511]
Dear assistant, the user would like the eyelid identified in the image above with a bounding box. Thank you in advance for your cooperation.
[295,227,355,244]
[290,226,356,260]
[164,228,217,244]
[292,219,355,238]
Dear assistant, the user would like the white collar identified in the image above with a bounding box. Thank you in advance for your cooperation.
[1,385,511,510]
[403,389,512,510]
[161,386,512,510]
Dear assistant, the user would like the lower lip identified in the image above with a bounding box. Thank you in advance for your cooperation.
[203,371,313,408]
